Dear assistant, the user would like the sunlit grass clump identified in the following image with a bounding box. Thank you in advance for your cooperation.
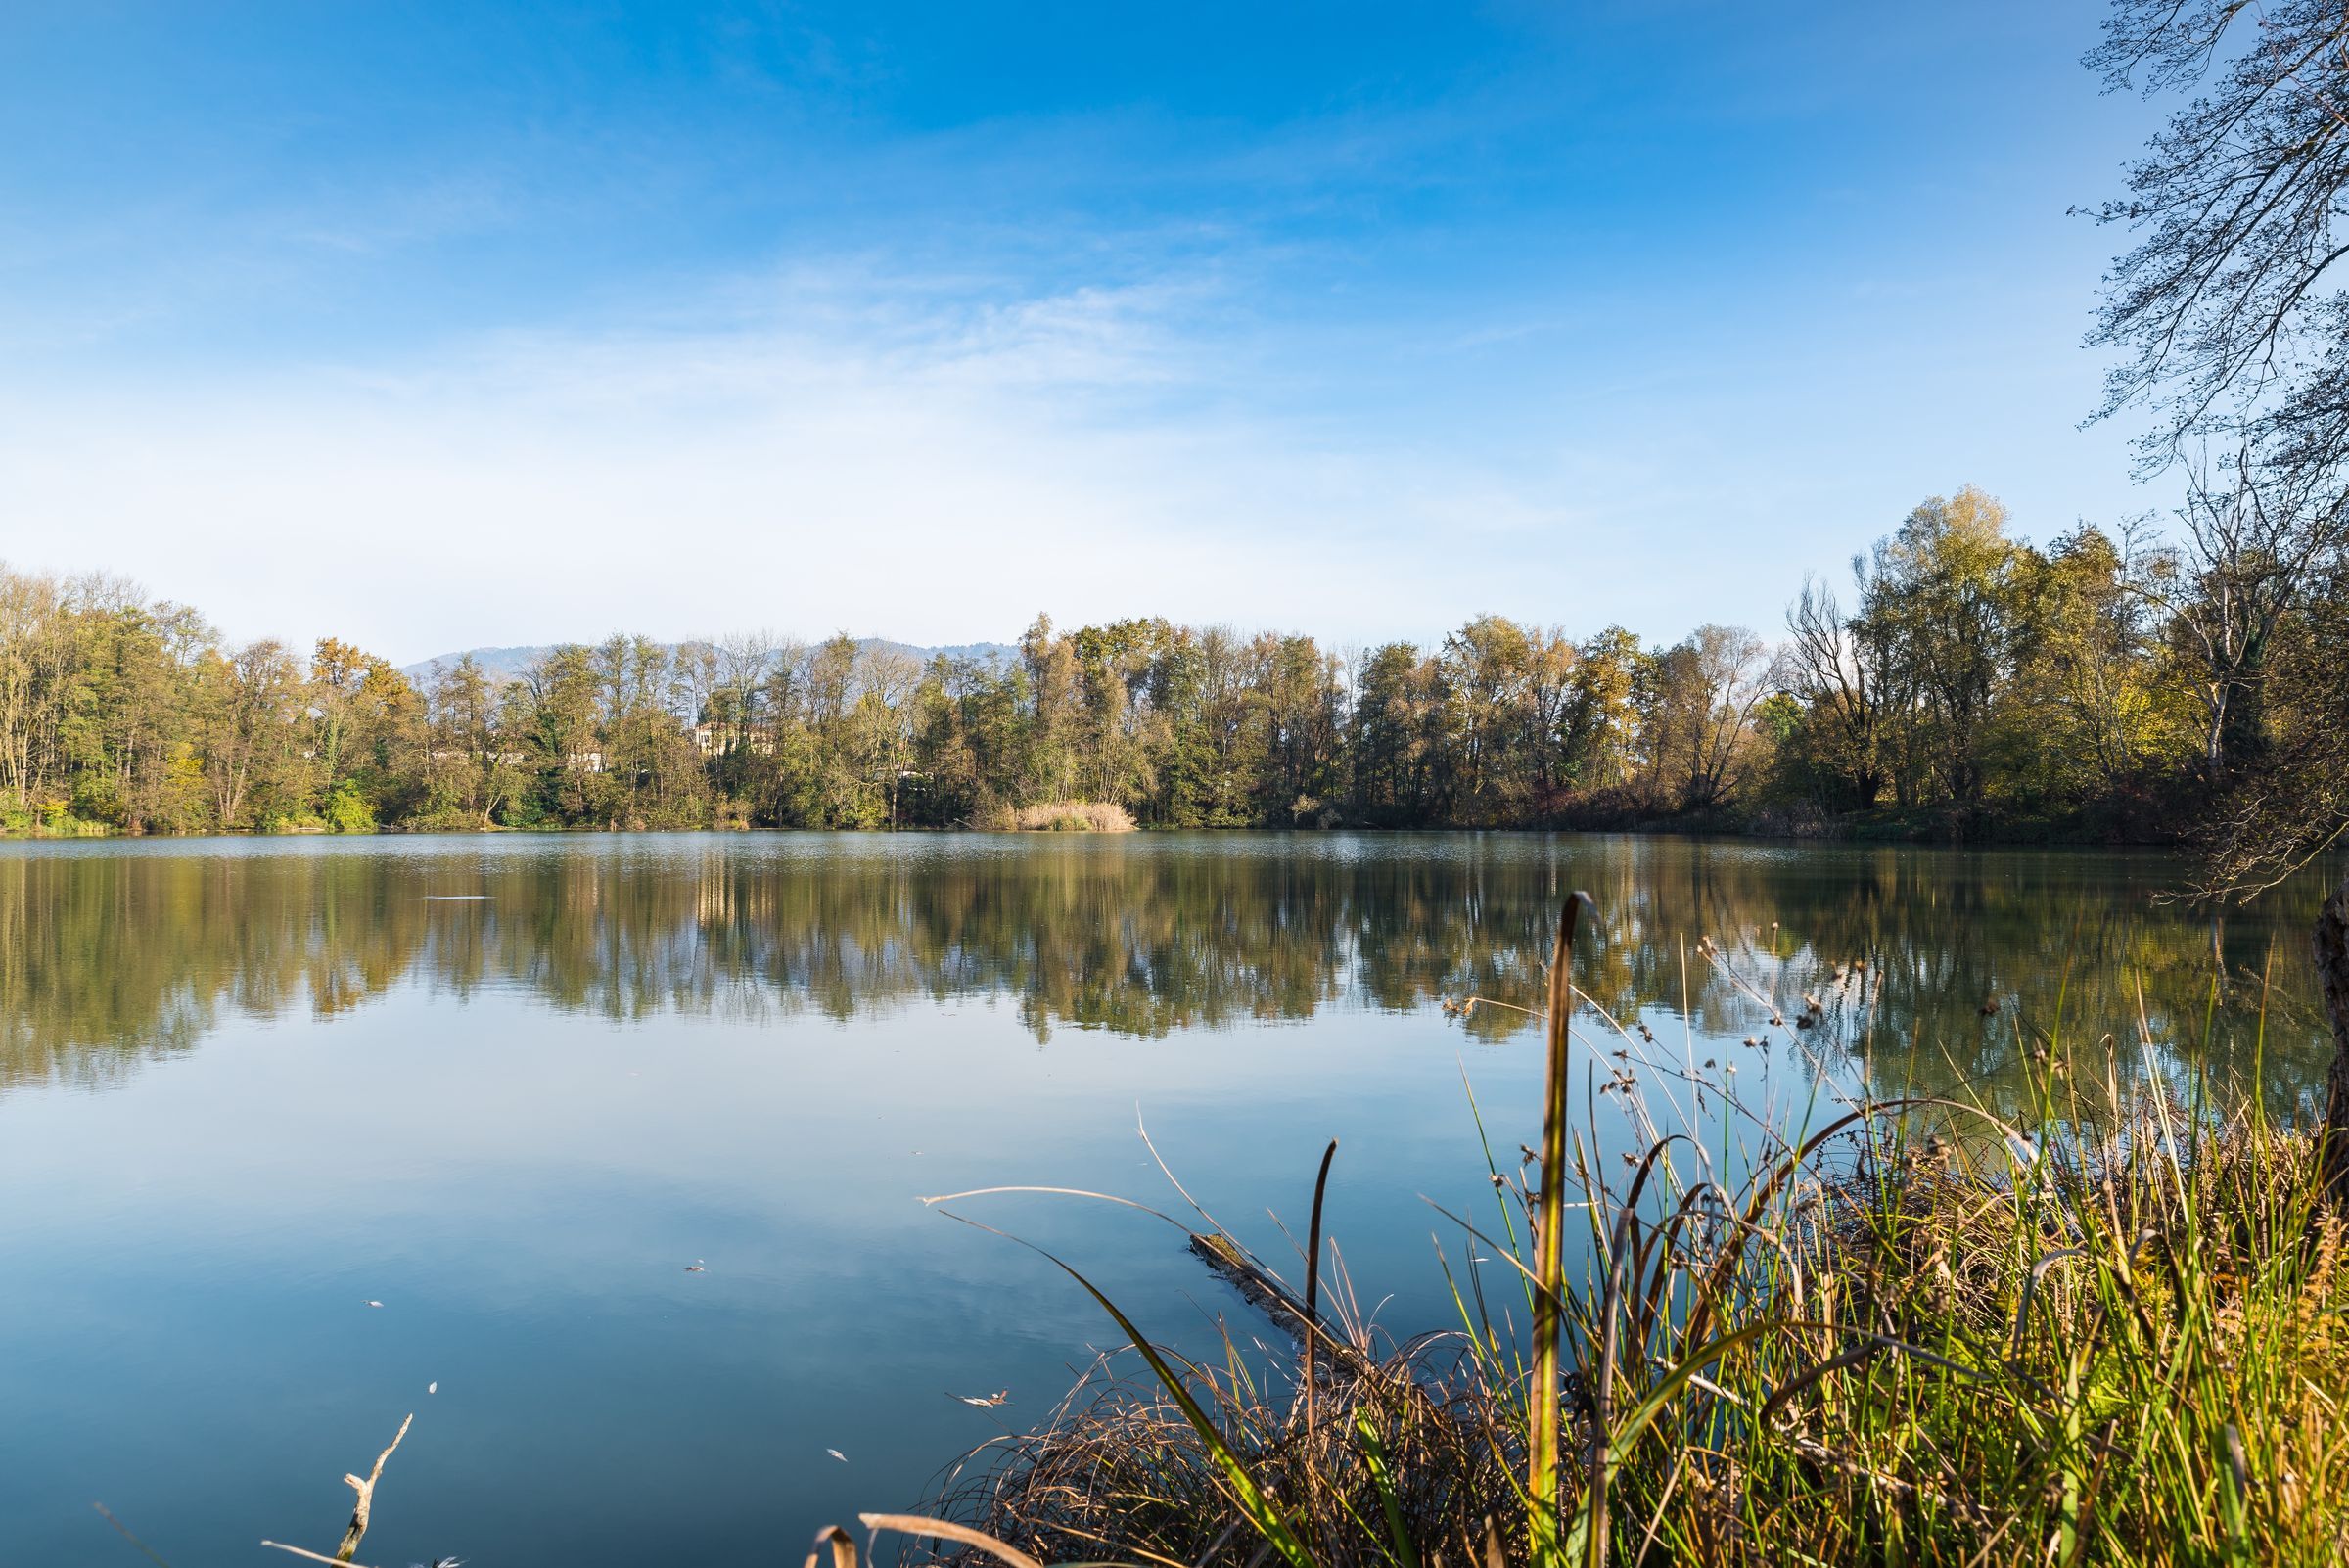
[838,899,2349,1568]
[977,801,1137,833]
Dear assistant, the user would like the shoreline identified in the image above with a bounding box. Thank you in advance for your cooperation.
[0,815,2198,853]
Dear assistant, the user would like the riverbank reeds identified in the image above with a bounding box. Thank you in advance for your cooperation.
[978,802,1137,833]
[852,899,2349,1568]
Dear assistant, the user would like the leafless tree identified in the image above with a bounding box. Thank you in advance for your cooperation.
[2090,0,2349,1195]
[1780,576,1884,809]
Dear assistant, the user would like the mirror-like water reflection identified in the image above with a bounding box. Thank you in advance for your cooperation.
[0,832,2327,1566]
[1,832,2326,1107]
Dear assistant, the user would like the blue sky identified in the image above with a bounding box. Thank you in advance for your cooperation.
[0,1,2161,661]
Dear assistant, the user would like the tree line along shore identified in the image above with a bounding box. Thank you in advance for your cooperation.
[0,483,2331,847]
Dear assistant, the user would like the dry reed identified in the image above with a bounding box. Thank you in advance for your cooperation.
[978,801,1137,833]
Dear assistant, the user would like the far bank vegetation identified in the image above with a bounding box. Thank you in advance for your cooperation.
[0,475,2338,848]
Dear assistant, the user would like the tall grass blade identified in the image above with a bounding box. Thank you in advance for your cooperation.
[1531,892,1593,1565]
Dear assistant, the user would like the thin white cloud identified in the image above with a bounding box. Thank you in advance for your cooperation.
[1,262,1586,660]
[0,235,2149,665]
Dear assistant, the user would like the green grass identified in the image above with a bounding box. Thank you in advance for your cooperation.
[857,901,2349,1568]
[0,805,113,837]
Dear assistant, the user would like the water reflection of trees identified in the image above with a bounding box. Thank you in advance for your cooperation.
[0,840,2326,1117]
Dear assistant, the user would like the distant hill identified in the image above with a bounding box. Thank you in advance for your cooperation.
[398,639,1016,686]
[397,645,555,684]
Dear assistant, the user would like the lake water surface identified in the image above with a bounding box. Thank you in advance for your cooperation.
[0,832,2328,1566]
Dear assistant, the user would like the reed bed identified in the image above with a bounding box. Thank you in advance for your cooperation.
[979,802,1138,833]
[841,898,2349,1568]
[918,1334,1530,1568]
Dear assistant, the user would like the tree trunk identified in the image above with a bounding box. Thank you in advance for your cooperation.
[2319,870,2349,1204]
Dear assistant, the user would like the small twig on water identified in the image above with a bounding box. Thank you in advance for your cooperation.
[335,1413,414,1562]
[259,1543,379,1568]
[260,1411,413,1568]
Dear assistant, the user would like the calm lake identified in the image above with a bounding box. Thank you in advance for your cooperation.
[0,832,2329,1566]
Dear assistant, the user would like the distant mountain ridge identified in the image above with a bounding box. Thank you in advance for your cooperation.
[398,639,1017,685]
